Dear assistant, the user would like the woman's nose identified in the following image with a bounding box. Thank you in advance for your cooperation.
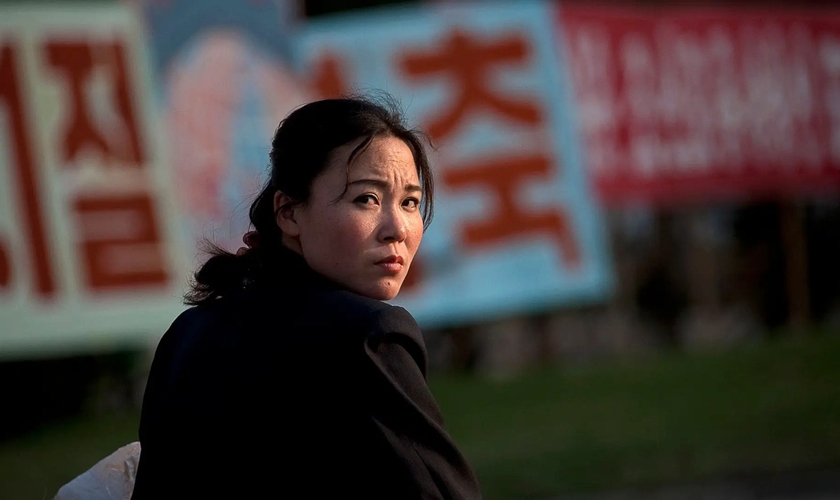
[379,207,408,243]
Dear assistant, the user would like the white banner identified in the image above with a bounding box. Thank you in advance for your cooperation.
[0,5,188,359]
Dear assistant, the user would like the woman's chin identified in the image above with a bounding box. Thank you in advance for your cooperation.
[353,280,402,301]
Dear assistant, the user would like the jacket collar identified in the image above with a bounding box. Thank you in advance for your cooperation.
[251,244,342,293]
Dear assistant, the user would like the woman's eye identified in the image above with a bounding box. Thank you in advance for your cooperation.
[403,198,420,210]
[355,194,378,205]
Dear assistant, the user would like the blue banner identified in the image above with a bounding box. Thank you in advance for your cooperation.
[296,0,613,326]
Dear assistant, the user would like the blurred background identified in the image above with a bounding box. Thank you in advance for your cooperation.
[1,0,839,499]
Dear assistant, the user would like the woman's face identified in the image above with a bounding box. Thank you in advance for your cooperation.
[284,135,424,300]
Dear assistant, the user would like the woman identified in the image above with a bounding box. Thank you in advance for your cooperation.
[130,97,481,499]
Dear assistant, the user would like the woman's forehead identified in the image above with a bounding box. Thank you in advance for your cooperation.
[339,137,418,178]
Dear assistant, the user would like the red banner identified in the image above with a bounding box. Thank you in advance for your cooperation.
[560,7,840,205]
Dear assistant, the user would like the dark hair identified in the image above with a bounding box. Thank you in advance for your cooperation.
[184,94,434,305]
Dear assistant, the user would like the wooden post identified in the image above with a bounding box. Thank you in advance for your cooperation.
[780,201,811,331]
[685,208,721,311]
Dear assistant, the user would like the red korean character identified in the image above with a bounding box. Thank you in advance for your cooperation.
[73,193,170,291]
[400,29,541,141]
[312,50,349,99]
[444,154,581,268]
[1,43,57,297]
[44,40,145,167]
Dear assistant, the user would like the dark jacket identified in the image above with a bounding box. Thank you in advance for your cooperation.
[131,249,481,499]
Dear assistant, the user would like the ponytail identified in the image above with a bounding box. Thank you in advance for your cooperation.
[184,247,254,305]
[184,182,283,305]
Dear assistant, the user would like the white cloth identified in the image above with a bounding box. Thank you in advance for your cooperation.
[54,442,141,500]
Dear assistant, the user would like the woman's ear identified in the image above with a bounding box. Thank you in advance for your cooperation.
[274,190,301,237]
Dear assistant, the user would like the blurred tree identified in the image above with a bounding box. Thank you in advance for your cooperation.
[731,203,789,331]
[807,200,840,322]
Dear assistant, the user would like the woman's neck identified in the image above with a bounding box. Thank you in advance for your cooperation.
[280,234,304,256]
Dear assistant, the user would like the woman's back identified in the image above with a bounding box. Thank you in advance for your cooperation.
[131,257,479,499]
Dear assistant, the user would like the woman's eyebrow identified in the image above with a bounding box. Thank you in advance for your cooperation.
[347,178,422,193]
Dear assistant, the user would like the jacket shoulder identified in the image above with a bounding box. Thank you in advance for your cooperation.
[300,288,420,340]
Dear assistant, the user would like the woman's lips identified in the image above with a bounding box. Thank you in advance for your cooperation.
[376,255,404,273]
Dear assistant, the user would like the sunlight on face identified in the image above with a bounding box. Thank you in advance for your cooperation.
[292,136,424,300]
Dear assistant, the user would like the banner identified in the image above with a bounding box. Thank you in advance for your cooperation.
[0,1,615,358]
[297,0,613,326]
[561,7,840,205]
[0,5,187,358]
[138,0,311,257]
